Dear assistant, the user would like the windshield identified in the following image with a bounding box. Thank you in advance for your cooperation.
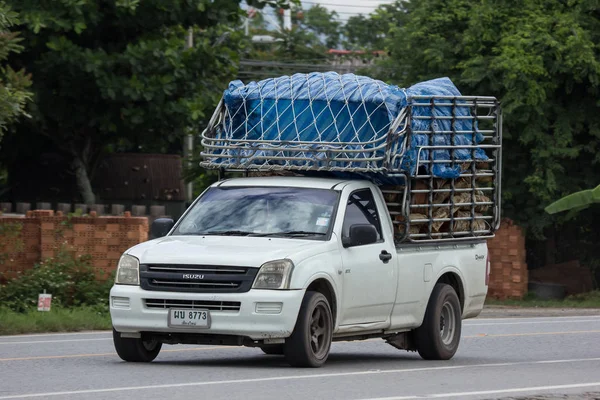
[172,186,339,239]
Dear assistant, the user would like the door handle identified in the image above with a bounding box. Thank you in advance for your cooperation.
[379,250,392,263]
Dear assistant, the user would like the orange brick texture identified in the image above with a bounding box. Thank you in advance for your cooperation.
[3,211,527,296]
[486,218,528,299]
[0,210,148,281]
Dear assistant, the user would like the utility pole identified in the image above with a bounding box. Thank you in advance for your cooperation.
[283,7,292,31]
[245,7,256,36]
[184,27,194,204]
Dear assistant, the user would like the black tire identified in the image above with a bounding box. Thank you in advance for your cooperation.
[284,291,333,368]
[414,283,462,360]
[260,344,285,355]
[112,328,162,362]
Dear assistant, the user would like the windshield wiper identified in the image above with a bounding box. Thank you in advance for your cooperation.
[259,231,327,237]
[198,230,257,236]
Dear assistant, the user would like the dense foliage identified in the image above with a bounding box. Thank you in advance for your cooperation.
[379,0,600,238]
[0,249,113,313]
[364,0,600,280]
[0,2,31,139]
[4,0,248,204]
[343,1,408,51]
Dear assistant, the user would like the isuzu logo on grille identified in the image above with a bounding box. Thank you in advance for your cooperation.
[182,274,205,280]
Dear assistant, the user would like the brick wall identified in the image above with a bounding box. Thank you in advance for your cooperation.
[2,211,530,298]
[0,216,40,277]
[486,218,528,299]
[0,210,148,281]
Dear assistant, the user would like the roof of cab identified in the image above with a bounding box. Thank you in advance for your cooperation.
[213,176,352,190]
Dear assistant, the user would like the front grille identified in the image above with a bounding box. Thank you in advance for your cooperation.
[144,299,241,312]
[140,264,258,293]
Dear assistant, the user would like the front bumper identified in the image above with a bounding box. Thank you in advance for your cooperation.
[109,285,305,340]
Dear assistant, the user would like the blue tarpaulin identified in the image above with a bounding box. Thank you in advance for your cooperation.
[219,72,487,179]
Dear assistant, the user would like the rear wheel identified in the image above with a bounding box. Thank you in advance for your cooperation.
[260,344,284,355]
[112,328,162,362]
[414,283,461,360]
[284,291,333,368]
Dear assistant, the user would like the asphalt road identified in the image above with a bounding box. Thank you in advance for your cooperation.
[1,313,600,400]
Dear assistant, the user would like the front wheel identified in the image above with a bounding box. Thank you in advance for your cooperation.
[284,291,333,368]
[112,328,162,362]
[414,283,462,360]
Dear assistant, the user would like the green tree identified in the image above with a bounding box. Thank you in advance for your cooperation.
[343,1,408,50]
[300,5,341,49]
[248,4,338,62]
[5,0,248,204]
[377,0,600,280]
[0,1,31,139]
[381,0,600,235]
[343,15,373,49]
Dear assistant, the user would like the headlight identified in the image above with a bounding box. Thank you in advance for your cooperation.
[115,254,140,285]
[252,259,294,290]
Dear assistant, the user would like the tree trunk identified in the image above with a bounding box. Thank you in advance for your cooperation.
[72,156,95,205]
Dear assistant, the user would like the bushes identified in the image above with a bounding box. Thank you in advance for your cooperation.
[0,306,112,335]
[485,290,600,308]
[0,249,114,313]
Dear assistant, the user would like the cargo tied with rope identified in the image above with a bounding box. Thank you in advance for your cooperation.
[200,72,502,243]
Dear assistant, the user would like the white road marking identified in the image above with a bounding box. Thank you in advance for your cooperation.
[2,328,600,349]
[465,319,600,326]
[0,315,597,340]
[0,331,109,339]
[0,338,111,345]
[359,382,600,399]
[1,357,599,399]
[470,315,600,322]
[0,315,598,345]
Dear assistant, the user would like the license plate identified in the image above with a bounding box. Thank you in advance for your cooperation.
[168,309,211,328]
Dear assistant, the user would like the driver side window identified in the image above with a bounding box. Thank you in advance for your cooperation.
[342,189,383,241]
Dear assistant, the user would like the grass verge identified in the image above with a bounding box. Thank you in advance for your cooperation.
[485,290,600,308]
[0,306,111,335]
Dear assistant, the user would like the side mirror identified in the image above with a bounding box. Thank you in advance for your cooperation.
[342,224,378,248]
[151,218,174,239]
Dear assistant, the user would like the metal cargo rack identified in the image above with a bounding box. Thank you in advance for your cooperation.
[199,98,410,173]
[200,95,502,243]
[380,96,502,243]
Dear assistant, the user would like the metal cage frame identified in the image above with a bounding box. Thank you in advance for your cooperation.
[200,95,502,243]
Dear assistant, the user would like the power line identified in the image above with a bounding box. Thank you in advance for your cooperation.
[329,11,371,14]
[302,0,395,3]
[238,60,400,73]
[300,1,395,8]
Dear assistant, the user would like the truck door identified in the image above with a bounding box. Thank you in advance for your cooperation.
[338,188,397,325]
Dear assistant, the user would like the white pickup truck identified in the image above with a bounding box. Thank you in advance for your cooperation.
[110,74,501,367]
[110,176,491,367]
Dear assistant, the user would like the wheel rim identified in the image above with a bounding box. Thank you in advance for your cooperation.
[439,301,456,346]
[309,302,331,359]
[142,339,158,351]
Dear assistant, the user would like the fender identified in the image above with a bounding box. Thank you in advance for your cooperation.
[302,271,342,330]
[434,265,468,301]
[415,265,468,325]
